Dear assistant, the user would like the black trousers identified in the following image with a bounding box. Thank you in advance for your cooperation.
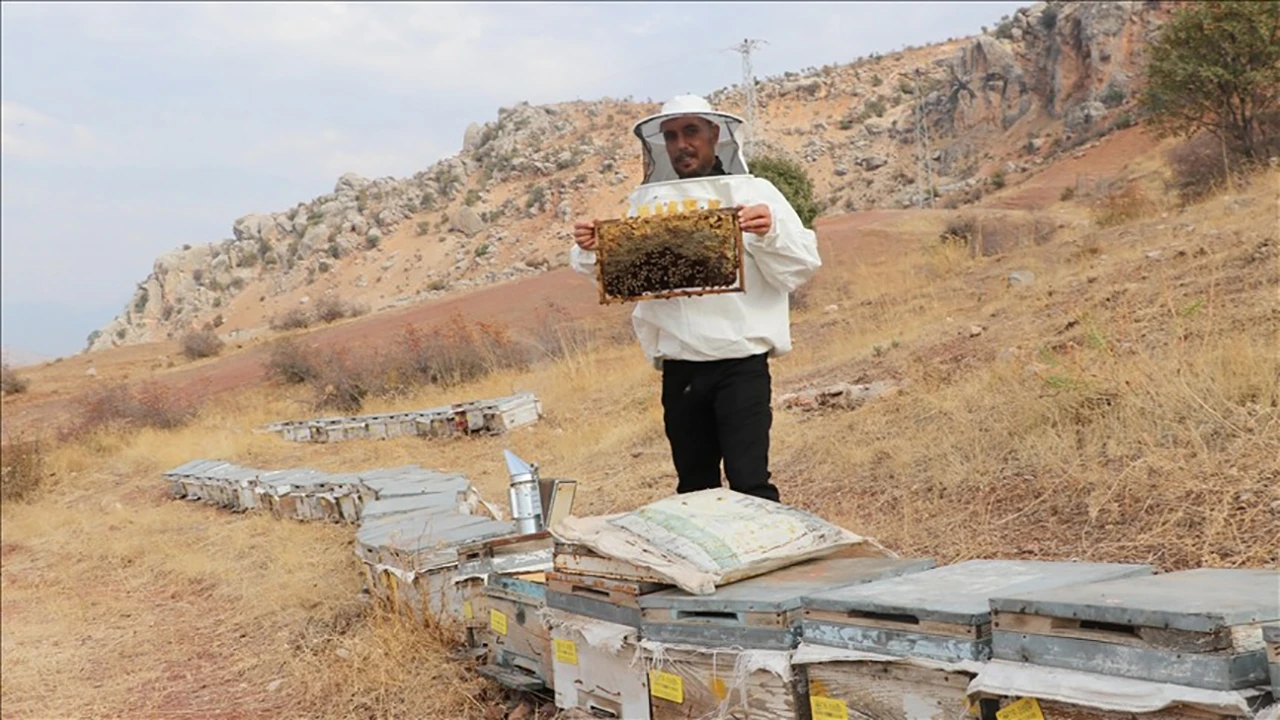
[660,353,780,503]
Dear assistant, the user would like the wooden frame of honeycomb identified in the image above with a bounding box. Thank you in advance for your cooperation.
[593,207,745,304]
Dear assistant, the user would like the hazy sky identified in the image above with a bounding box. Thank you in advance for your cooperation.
[1,1,1023,359]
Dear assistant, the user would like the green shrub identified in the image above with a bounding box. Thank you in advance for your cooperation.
[748,155,819,229]
[1139,1,1280,160]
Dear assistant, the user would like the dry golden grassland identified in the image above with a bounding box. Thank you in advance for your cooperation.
[2,169,1277,719]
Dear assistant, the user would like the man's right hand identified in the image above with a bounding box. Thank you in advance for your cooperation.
[573,220,598,251]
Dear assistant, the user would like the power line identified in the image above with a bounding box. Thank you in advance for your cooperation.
[725,38,768,159]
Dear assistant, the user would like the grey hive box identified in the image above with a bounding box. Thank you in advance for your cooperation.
[355,510,514,568]
[640,556,936,650]
[359,488,473,522]
[801,559,1154,662]
[545,571,671,628]
[1265,623,1280,697]
[457,532,553,579]
[990,567,1280,691]
[477,573,553,692]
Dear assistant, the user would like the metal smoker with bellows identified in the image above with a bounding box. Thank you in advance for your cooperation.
[463,451,578,693]
[503,449,576,535]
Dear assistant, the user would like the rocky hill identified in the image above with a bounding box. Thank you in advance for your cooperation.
[87,0,1176,353]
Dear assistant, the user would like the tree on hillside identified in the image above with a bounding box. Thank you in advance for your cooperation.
[748,154,819,228]
[1139,1,1280,161]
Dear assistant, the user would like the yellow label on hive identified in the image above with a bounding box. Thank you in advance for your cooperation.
[648,670,684,704]
[462,601,473,620]
[710,676,727,701]
[996,698,1045,720]
[553,639,578,665]
[811,696,849,720]
[489,609,507,636]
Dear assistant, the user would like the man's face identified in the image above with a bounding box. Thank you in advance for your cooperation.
[660,115,720,179]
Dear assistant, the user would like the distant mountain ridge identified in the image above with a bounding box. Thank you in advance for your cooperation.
[86,0,1176,354]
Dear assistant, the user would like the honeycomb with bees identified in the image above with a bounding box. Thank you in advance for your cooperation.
[593,207,745,304]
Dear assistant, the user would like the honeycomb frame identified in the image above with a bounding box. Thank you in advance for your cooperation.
[593,207,745,304]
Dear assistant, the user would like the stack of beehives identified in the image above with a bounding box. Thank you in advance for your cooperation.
[257,391,543,443]
[163,459,519,632]
[352,466,516,626]
[163,460,1280,720]
[481,490,1280,720]
[164,459,369,522]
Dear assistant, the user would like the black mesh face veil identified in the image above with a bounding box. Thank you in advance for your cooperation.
[632,98,751,185]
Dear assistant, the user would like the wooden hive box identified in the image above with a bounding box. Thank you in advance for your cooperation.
[176,459,232,502]
[198,464,241,509]
[594,206,745,304]
[163,458,221,499]
[482,392,543,434]
[358,485,473,523]
[795,642,990,720]
[641,556,935,651]
[989,568,1280,691]
[1266,623,1280,698]
[363,414,393,440]
[477,573,554,693]
[967,659,1271,720]
[458,575,488,652]
[546,609,651,719]
[800,560,1154,663]
[639,557,933,720]
[546,570,670,629]
[642,643,805,720]
[457,531,554,580]
[551,542,673,586]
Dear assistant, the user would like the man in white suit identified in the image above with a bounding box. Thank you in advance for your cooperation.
[569,95,822,503]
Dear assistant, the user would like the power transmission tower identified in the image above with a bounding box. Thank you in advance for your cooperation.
[902,69,935,209]
[726,38,768,158]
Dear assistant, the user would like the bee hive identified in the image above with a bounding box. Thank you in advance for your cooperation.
[594,207,744,304]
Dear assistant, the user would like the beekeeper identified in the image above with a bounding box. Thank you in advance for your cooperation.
[569,94,821,503]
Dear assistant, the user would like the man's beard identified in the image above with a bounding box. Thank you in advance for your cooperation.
[673,152,708,178]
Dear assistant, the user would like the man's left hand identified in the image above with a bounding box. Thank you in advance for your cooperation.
[737,204,772,236]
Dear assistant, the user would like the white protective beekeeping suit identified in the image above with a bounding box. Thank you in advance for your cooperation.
[570,95,822,370]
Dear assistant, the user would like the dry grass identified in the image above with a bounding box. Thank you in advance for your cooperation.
[940,211,1058,257]
[66,381,203,439]
[262,308,610,414]
[268,295,370,333]
[0,432,45,504]
[1090,181,1158,228]
[269,307,313,331]
[181,328,226,360]
[1,363,29,396]
[2,169,1276,718]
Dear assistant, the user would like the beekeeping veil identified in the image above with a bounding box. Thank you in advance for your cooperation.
[633,95,749,185]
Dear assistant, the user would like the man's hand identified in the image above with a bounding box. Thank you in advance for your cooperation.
[573,219,598,251]
[737,204,773,236]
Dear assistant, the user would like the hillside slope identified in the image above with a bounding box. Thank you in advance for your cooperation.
[87,0,1174,353]
[4,156,1275,718]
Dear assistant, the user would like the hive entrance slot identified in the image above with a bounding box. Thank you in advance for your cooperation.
[1074,618,1141,638]
[585,697,622,718]
[851,610,921,625]
[676,610,742,624]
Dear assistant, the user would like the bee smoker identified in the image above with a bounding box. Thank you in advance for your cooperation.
[503,449,544,535]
